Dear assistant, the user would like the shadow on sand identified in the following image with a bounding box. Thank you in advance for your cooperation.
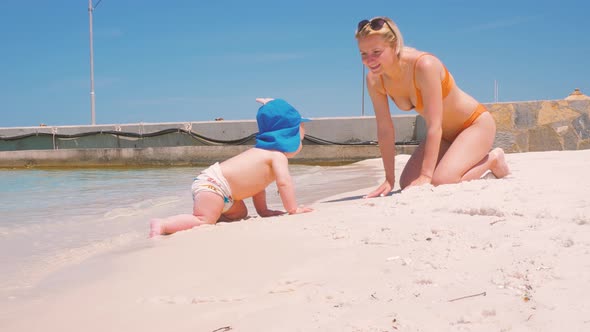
[320,189,402,203]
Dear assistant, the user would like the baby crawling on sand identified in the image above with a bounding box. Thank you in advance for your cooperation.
[150,98,313,237]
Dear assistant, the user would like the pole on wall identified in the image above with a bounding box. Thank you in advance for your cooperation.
[88,0,102,125]
[361,65,365,116]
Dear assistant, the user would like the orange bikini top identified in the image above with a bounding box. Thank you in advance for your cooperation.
[412,53,454,111]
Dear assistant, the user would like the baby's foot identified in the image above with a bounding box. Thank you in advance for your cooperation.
[149,219,164,238]
[490,148,510,179]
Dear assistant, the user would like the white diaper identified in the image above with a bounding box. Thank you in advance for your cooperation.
[191,162,234,213]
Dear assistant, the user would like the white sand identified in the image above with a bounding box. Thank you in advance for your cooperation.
[2,150,590,332]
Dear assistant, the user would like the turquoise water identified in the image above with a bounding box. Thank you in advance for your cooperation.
[0,167,197,294]
[0,163,381,295]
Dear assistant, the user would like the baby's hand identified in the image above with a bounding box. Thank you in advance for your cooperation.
[256,98,274,105]
[258,209,285,217]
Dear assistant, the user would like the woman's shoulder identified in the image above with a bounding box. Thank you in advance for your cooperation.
[407,50,446,78]
[400,47,421,60]
[366,71,386,95]
[402,48,438,64]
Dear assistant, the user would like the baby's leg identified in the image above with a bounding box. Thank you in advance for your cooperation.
[219,200,248,222]
[149,218,165,237]
[150,191,224,237]
[149,215,204,237]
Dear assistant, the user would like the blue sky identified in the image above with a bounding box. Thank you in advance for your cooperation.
[1,0,588,127]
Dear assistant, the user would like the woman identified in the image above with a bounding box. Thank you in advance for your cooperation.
[356,17,509,197]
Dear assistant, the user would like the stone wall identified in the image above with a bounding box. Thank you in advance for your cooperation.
[489,99,590,153]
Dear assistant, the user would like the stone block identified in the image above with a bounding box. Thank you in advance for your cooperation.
[567,100,590,114]
[514,102,541,129]
[516,131,529,152]
[579,139,590,150]
[494,131,517,152]
[491,107,514,131]
[562,128,579,150]
[572,113,590,140]
[528,126,563,152]
[538,101,579,126]
[487,103,513,113]
[557,100,569,107]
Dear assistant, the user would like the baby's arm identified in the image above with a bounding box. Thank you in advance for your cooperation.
[271,155,313,215]
[252,189,285,217]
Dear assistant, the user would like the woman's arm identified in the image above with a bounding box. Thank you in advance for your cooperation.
[366,73,396,197]
[413,56,444,183]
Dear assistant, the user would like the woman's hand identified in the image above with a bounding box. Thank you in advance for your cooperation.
[289,206,314,214]
[365,179,393,198]
[407,174,432,188]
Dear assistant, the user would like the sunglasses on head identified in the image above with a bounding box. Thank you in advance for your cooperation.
[357,17,395,35]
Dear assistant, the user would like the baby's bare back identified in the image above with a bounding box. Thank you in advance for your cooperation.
[219,148,285,200]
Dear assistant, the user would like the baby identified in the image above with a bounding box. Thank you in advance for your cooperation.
[150,98,313,237]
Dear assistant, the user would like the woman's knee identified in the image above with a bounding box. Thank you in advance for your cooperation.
[431,171,461,186]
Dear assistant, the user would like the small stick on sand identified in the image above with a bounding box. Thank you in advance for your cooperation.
[211,326,232,332]
[490,218,505,225]
[448,291,487,302]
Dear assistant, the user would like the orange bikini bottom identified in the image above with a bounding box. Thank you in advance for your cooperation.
[451,104,488,140]
[461,104,487,130]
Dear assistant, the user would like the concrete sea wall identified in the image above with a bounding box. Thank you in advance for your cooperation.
[0,115,421,167]
[0,98,588,168]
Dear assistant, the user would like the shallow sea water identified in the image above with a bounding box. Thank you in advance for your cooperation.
[0,162,382,295]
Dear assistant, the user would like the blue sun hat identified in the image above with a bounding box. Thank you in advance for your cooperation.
[255,99,310,153]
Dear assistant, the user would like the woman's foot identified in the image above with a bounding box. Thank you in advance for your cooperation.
[490,148,510,178]
[149,219,165,238]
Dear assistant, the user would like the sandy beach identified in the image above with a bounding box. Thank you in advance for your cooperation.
[2,149,590,332]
